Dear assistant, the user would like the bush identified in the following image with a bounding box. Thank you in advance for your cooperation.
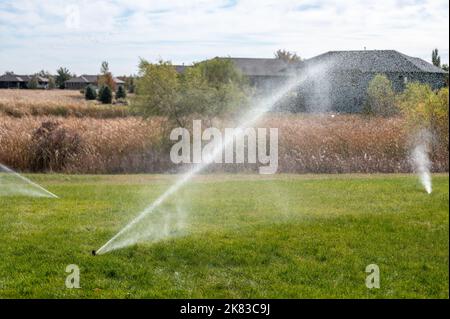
[398,83,449,157]
[365,74,397,116]
[116,85,127,99]
[27,77,39,90]
[47,77,56,90]
[85,85,97,100]
[99,85,113,104]
[29,121,84,172]
[97,85,104,101]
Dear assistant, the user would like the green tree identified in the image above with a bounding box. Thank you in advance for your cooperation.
[100,61,109,74]
[99,85,113,104]
[133,58,250,126]
[133,59,182,124]
[55,67,73,89]
[85,85,97,100]
[365,74,397,116]
[98,61,116,91]
[116,85,127,99]
[187,58,250,120]
[432,49,441,67]
[274,49,301,63]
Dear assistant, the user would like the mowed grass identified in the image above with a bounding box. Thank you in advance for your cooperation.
[0,174,448,298]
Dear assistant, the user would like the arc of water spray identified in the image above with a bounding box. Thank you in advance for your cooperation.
[96,68,321,255]
[0,163,59,198]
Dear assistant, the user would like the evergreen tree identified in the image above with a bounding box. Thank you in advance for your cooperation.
[85,85,97,100]
[432,49,441,67]
[116,85,127,99]
[55,67,73,89]
[99,85,113,104]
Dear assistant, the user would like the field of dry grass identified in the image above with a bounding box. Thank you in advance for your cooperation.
[0,89,130,118]
[1,113,448,173]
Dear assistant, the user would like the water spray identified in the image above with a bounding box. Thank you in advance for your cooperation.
[96,64,329,255]
[410,130,433,194]
[0,163,58,198]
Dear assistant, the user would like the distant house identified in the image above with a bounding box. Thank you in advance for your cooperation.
[174,52,447,113]
[173,58,296,89]
[223,57,296,88]
[64,75,125,90]
[0,73,49,89]
[297,50,448,113]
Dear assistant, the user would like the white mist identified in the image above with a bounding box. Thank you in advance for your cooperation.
[0,163,58,198]
[410,130,432,194]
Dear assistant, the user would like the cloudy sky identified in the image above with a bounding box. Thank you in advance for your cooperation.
[0,0,448,75]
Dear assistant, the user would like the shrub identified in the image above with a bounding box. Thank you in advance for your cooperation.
[47,77,56,90]
[27,77,39,90]
[85,85,97,100]
[116,85,127,99]
[29,121,84,172]
[365,74,397,116]
[398,83,449,157]
[97,85,105,101]
[99,85,113,104]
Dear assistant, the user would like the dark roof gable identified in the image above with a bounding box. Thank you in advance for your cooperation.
[303,50,447,73]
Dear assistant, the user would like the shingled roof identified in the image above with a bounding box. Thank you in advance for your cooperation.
[302,50,447,73]
[221,57,296,77]
[0,73,49,82]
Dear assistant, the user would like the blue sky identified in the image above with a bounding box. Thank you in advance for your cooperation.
[0,0,448,75]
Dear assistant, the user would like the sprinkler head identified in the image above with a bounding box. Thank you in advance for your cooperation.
[92,250,97,256]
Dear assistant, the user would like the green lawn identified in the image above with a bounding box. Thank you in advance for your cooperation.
[0,174,448,298]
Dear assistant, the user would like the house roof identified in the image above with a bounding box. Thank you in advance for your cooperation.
[65,75,125,84]
[0,73,49,82]
[0,73,23,82]
[222,57,296,77]
[113,77,125,84]
[302,50,447,73]
[65,75,97,83]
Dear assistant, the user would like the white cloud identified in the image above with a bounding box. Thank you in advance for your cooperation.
[0,0,448,74]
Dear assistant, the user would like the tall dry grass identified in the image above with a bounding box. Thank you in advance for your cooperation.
[0,116,168,173]
[0,90,130,118]
[265,114,411,173]
[1,114,448,173]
